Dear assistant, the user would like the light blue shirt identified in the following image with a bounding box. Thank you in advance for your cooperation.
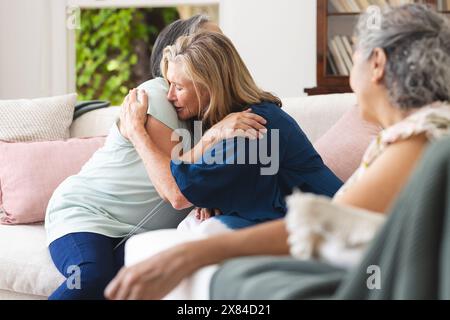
[45,78,192,245]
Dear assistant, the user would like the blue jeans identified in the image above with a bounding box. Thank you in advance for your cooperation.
[48,232,125,300]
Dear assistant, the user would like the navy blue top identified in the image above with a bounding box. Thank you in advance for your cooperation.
[170,102,343,229]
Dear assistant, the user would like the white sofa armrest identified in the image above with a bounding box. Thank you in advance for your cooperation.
[70,107,120,138]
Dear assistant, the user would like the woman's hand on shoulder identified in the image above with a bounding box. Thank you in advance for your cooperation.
[204,109,267,143]
[120,88,149,141]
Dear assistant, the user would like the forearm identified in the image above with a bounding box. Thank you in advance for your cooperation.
[178,131,217,163]
[130,128,192,210]
[184,219,290,272]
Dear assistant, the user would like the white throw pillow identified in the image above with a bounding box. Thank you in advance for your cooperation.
[0,93,77,142]
[285,191,386,269]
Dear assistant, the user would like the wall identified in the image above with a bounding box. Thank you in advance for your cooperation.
[0,0,317,99]
[0,0,52,99]
[220,0,316,97]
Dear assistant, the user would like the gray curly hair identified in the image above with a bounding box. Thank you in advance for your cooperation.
[354,4,450,110]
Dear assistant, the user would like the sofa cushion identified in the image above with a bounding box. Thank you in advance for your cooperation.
[0,137,106,225]
[69,95,353,142]
[0,224,63,296]
[314,105,381,182]
[70,106,120,138]
[282,93,356,143]
[0,93,77,142]
[73,96,353,142]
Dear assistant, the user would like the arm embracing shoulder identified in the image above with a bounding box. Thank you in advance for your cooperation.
[144,115,179,156]
[134,115,191,209]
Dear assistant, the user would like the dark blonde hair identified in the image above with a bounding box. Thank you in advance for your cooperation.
[150,14,210,78]
[161,31,282,129]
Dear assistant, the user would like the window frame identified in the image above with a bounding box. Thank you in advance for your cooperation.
[53,0,220,96]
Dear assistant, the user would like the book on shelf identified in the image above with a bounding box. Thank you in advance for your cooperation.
[341,36,354,61]
[327,52,339,75]
[357,0,372,9]
[329,0,418,13]
[347,0,361,12]
[329,36,350,76]
[438,0,450,11]
[328,35,354,76]
[335,36,353,74]
[330,0,348,12]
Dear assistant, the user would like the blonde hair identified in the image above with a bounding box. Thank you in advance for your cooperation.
[161,31,282,129]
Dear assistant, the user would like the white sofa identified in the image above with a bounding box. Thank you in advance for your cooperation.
[0,93,356,300]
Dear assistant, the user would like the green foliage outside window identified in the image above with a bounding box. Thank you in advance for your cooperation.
[76,8,179,105]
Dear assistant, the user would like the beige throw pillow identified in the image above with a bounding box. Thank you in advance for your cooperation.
[286,191,386,269]
[0,93,77,142]
[314,105,381,182]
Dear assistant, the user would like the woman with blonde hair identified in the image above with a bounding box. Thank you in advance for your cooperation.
[118,31,342,232]
[105,30,343,299]
[45,15,224,300]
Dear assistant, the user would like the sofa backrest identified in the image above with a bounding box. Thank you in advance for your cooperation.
[70,106,120,138]
[282,93,356,143]
[69,93,356,142]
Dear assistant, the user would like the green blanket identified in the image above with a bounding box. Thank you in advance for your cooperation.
[211,137,450,300]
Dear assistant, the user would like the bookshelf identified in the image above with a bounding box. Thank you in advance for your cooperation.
[304,0,449,95]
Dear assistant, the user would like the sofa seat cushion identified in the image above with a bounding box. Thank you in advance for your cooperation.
[70,106,120,138]
[0,224,63,296]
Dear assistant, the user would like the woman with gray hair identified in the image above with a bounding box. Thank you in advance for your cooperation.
[105,4,450,300]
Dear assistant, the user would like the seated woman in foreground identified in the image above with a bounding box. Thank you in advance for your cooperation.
[105,3,450,300]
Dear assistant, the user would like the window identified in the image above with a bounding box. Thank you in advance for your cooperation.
[59,0,219,103]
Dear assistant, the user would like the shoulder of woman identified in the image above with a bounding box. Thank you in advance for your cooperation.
[138,78,187,131]
[384,133,428,159]
[137,77,167,91]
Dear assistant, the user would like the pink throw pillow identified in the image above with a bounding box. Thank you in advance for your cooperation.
[314,105,381,182]
[0,137,105,225]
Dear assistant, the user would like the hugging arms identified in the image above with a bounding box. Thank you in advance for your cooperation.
[119,87,268,211]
